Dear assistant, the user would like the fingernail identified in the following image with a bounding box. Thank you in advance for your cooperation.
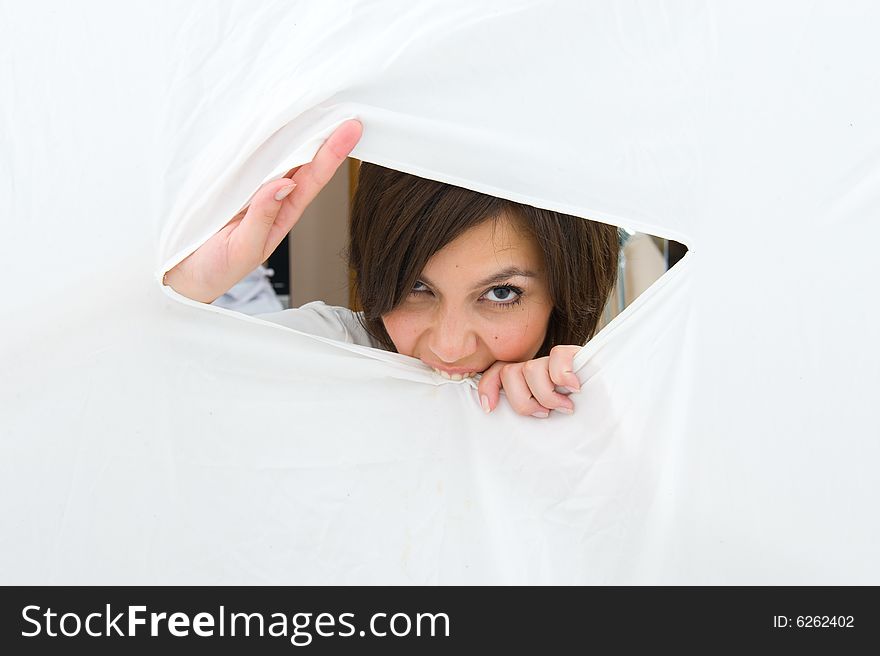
[531,411,549,419]
[481,395,491,414]
[274,182,296,201]
[556,406,573,415]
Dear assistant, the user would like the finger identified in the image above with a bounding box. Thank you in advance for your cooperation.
[227,177,301,270]
[522,358,574,414]
[227,120,362,270]
[548,345,582,393]
[282,164,302,179]
[285,119,363,220]
[259,120,361,257]
[476,361,506,414]
[499,364,551,418]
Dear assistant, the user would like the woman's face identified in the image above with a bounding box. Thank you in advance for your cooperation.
[381,214,554,379]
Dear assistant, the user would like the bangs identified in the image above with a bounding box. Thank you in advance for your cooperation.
[351,164,510,317]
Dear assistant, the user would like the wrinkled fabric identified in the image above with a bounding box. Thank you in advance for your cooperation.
[1,0,878,583]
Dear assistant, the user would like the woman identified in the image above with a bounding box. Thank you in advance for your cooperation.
[164,120,618,418]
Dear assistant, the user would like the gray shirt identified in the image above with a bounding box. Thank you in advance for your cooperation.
[257,301,383,350]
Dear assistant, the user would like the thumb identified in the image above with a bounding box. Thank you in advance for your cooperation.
[228,178,297,266]
[476,361,505,414]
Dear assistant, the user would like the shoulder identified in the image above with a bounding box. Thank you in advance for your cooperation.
[256,301,381,349]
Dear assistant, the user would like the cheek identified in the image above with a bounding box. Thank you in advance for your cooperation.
[483,310,549,361]
[381,310,422,356]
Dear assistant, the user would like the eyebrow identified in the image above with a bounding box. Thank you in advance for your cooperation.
[419,266,538,291]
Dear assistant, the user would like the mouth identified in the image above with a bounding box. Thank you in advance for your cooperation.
[428,366,479,381]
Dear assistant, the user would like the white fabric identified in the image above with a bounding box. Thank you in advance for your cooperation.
[2,1,878,584]
[257,302,381,349]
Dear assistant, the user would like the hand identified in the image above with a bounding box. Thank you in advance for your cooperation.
[477,345,582,418]
[164,119,363,303]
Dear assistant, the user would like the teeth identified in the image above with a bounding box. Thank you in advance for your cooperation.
[432,367,475,380]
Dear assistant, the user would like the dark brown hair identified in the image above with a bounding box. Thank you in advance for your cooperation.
[346,162,619,358]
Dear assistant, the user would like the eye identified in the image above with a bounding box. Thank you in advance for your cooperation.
[482,285,523,305]
[410,281,431,295]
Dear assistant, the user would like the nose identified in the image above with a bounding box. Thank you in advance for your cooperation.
[427,307,478,364]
